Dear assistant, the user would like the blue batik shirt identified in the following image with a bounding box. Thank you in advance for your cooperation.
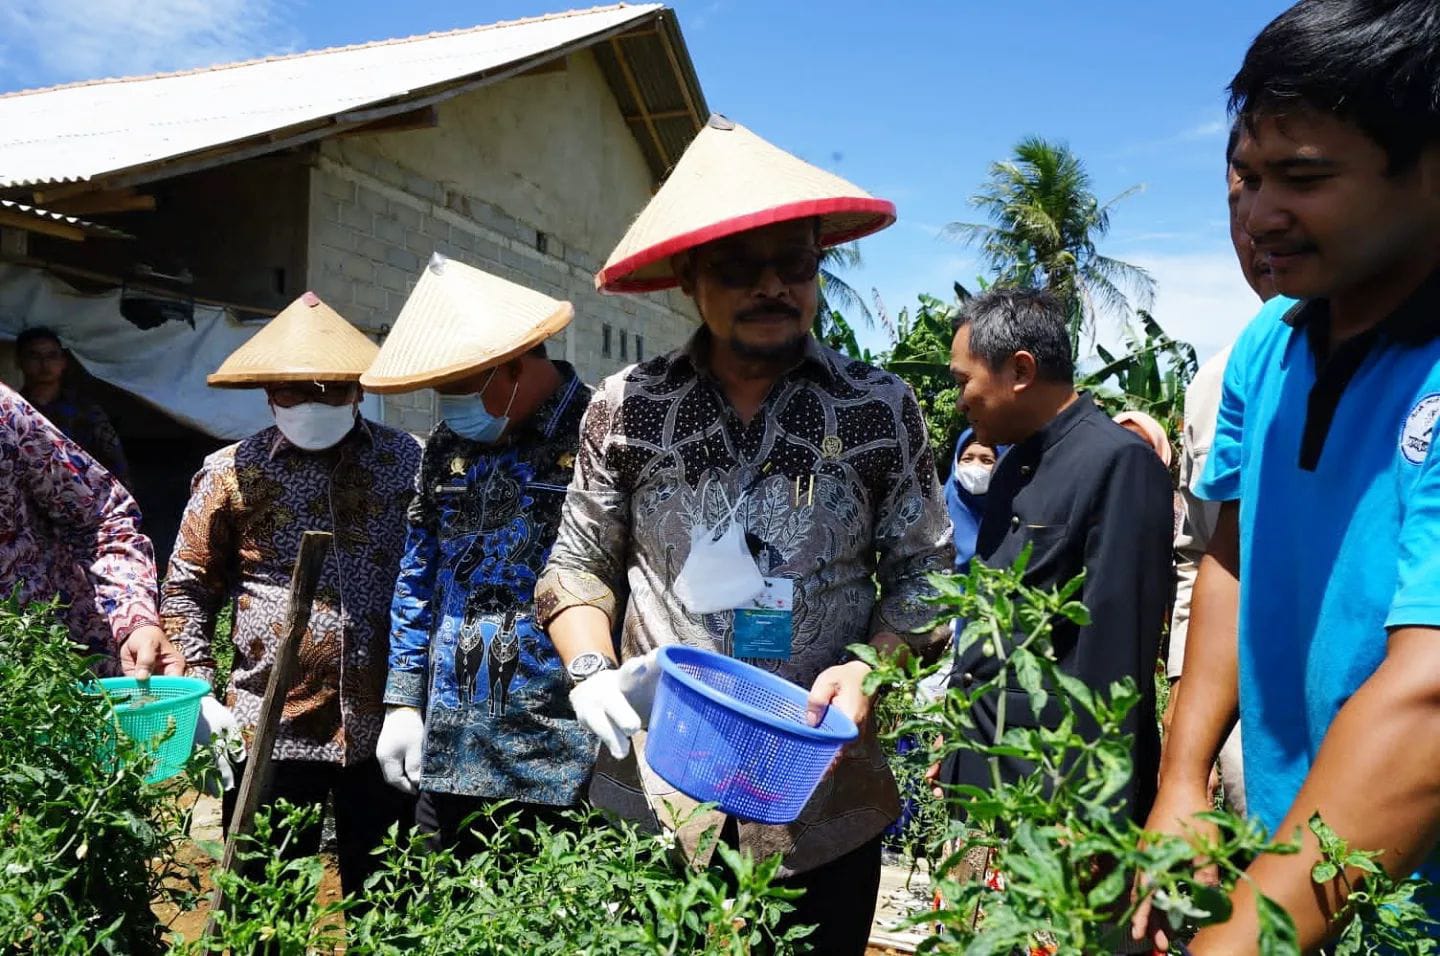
[384,363,594,804]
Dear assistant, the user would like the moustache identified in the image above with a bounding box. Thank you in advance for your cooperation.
[736,303,802,322]
[1253,239,1316,257]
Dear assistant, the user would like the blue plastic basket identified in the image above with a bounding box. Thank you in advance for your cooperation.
[644,645,859,824]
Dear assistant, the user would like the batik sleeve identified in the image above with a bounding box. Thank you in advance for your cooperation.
[535,383,630,628]
[384,457,440,709]
[869,385,955,657]
[14,398,159,644]
[159,454,238,686]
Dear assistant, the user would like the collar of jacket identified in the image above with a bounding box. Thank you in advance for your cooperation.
[1011,390,1099,458]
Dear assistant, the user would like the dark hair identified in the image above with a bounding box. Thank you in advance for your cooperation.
[15,327,62,354]
[1226,116,1243,171]
[528,342,548,358]
[1228,0,1440,171]
[952,288,1074,384]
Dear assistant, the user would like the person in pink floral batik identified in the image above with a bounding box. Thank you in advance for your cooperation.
[0,381,179,677]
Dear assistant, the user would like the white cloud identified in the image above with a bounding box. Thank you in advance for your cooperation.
[1110,114,1230,159]
[1123,246,1265,363]
[1179,118,1228,141]
[681,0,726,32]
[0,0,300,88]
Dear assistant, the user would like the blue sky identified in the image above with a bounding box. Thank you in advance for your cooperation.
[0,0,1292,360]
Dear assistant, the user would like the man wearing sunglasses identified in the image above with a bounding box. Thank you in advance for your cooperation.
[537,116,953,954]
[161,292,421,899]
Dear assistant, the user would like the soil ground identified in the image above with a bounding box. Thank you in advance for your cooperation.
[154,793,344,949]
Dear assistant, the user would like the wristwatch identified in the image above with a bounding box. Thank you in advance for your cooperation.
[566,651,617,685]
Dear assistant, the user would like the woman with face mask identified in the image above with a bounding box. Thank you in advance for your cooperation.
[910,427,1009,831]
[945,427,1006,569]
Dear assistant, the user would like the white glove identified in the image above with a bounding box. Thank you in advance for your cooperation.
[193,694,239,745]
[376,705,424,795]
[569,650,662,760]
[193,695,242,793]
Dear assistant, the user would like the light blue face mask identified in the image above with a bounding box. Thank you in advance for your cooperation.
[439,369,519,443]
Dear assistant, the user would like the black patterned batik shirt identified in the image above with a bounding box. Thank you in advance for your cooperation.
[536,330,953,876]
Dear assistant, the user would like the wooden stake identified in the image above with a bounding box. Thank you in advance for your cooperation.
[202,530,332,940]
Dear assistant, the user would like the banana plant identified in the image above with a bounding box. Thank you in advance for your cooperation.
[1080,310,1198,441]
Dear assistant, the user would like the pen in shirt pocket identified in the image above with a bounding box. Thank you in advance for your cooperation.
[792,473,814,508]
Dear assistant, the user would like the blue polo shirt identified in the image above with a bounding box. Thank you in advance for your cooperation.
[1197,279,1440,864]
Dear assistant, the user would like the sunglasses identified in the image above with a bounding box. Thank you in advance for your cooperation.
[268,384,357,408]
[698,249,822,289]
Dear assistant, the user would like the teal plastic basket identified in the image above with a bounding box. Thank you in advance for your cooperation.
[96,676,209,783]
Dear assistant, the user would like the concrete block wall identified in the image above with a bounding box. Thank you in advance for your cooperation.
[306,138,699,437]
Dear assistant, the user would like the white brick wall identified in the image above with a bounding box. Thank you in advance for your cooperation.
[306,140,699,434]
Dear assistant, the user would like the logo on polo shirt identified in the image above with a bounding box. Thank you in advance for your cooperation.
[1400,394,1440,465]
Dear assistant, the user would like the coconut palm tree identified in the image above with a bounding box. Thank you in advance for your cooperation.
[815,243,878,358]
[944,136,1155,351]
[818,243,872,325]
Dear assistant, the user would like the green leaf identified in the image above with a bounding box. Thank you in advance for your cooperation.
[1191,884,1233,925]
[1013,649,1048,715]
[1085,865,1128,908]
[847,642,882,667]
[1256,892,1300,956]
[1310,861,1339,884]
[1308,812,1342,855]
[1052,670,1095,713]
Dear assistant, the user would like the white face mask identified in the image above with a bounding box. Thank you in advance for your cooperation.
[955,462,993,496]
[272,402,357,451]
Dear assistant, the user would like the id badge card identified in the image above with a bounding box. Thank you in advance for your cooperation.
[732,577,794,660]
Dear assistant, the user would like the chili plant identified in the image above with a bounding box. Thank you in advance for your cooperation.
[180,801,805,955]
[0,594,202,954]
[861,551,1436,953]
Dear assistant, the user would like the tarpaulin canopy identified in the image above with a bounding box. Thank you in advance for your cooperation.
[0,264,378,439]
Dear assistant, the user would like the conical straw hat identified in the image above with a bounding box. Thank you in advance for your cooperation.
[208,291,378,388]
[596,115,896,294]
[360,253,573,394]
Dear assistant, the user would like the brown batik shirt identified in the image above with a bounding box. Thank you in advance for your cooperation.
[535,330,953,876]
[162,419,421,764]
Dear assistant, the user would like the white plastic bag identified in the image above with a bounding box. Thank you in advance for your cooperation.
[673,488,765,615]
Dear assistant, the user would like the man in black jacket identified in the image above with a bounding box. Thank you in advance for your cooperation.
[943,287,1174,825]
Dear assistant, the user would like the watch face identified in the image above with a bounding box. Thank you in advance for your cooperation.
[567,652,612,681]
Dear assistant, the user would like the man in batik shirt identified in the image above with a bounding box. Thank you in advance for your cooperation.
[161,292,420,896]
[0,380,177,676]
[366,254,593,853]
[536,117,953,955]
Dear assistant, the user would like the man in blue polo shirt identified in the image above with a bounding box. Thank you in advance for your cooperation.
[1135,0,1440,951]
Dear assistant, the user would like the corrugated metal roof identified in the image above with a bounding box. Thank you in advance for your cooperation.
[0,200,133,239]
[0,4,664,191]
[589,12,707,178]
